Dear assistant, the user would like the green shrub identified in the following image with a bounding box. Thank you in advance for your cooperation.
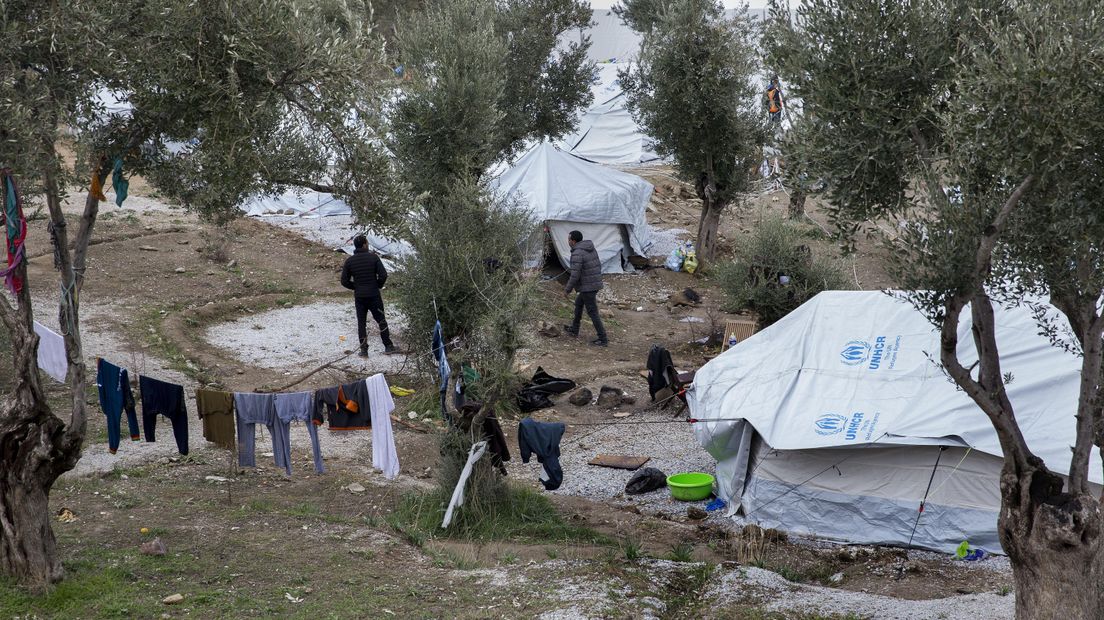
[395,176,538,403]
[716,214,851,327]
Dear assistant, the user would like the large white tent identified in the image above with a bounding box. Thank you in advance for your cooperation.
[688,291,1102,553]
[492,142,653,273]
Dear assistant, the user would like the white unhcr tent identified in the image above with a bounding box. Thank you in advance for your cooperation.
[556,62,662,166]
[688,291,1102,554]
[493,143,653,273]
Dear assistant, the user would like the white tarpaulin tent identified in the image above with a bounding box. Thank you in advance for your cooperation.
[556,62,662,166]
[492,142,653,273]
[689,290,1102,554]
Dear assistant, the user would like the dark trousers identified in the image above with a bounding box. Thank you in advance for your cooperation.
[572,291,607,342]
[356,295,394,348]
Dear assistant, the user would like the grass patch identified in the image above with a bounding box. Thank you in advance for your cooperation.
[390,483,605,546]
[284,502,322,518]
[667,542,695,562]
[658,562,713,619]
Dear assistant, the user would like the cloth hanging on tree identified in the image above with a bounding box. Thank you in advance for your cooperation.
[0,168,27,295]
[433,320,450,392]
[442,440,488,529]
[90,161,107,201]
[111,158,128,206]
[365,374,399,479]
[33,321,67,382]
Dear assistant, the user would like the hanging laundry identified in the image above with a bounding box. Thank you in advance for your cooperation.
[97,358,140,454]
[433,320,450,392]
[139,375,189,455]
[313,380,371,431]
[89,161,107,201]
[233,392,277,469]
[111,158,128,207]
[196,389,236,450]
[518,418,566,491]
[1,168,27,295]
[365,374,398,479]
[483,413,510,475]
[274,391,324,475]
[442,440,488,529]
[33,321,67,382]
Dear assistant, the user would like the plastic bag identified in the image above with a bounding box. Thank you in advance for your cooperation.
[683,252,698,274]
[625,467,668,495]
[664,248,684,272]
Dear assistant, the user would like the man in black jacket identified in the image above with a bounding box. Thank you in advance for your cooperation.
[562,230,608,346]
[341,235,398,356]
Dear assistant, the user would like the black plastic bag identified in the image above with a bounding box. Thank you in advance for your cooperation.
[625,467,668,495]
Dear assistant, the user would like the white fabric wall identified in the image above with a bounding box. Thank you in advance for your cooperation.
[546,221,630,274]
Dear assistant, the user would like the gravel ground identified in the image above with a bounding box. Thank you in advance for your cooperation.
[203,300,410,375]
[508,410,720,519]
[709,566,1015,619]
[647,227,691,260]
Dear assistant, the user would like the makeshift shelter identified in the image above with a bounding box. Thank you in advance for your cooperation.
[492,143,653,273]
[688,291,1103,554]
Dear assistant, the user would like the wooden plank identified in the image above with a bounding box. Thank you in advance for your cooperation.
[587,454,651,470]
[722,320,758,351]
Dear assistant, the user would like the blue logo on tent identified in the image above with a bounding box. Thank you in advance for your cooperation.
[814,413,848,436]
[840,341,871,366]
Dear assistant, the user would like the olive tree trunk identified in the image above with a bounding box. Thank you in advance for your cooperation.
[0,161,100,589]
[695,169,727,267]
[999,464,1104,618]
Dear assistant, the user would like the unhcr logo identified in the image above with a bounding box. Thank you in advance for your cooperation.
[840,340,871,366]
[814,413,848,436]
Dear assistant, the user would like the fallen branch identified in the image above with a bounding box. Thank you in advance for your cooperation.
[258,352,352,393]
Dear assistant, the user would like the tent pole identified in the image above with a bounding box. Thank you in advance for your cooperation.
[898,446,946,578]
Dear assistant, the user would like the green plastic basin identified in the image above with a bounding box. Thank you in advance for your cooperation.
[667,472,714,501]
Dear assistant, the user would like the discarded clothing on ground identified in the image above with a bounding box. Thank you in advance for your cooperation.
[97,358,140,454]
[517,367,576,412]
[518,417,565,491]
[34,321,67,382]
[196,389,236,451]
[275,391,324,475]
[139,375,189,455]
[314,380,371,430]
[625,467,668,495]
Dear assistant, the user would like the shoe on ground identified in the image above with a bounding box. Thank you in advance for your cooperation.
[358,345,369,358]
[562,325,579,337]
[589,338,608,347]
[383,345,400,355]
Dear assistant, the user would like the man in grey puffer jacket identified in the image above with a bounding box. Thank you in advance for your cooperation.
[563,230,608,346]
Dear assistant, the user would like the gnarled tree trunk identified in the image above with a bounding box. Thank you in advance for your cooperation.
[0,276,82,589]
[0,161,93,589]
[695,167,727,267]
[999,463,1104,618]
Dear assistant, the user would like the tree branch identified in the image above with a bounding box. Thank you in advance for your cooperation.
[939,175,1036,471]
[39,138,88,453]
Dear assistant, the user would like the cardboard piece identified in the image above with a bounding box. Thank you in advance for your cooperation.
[588,454,651,470]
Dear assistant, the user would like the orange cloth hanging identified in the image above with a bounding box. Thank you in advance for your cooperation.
[90,166,107,201]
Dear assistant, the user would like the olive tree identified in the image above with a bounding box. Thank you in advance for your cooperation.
[0,0,391,587]
[766,0,1104,615]
[390,0,593,196]
[618,0,766,266]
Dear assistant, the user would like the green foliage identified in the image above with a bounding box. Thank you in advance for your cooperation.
[391,0,592,196]
[667,542,695,562]
[619,536,643,562]
[394,177,538,391]
[715,214,850,327]
[619,0,766,207]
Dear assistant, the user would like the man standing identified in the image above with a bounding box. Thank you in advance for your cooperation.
[562,230,608,346]
[766,75,785,125]
[341,235,398,356]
